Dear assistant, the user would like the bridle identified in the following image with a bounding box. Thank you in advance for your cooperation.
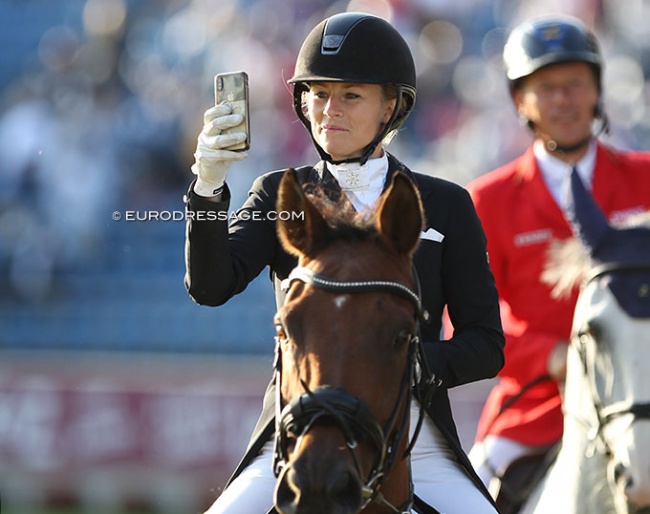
[272,266,439,513]
[569,262,650,458]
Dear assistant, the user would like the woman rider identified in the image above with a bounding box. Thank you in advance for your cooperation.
[184,12,505,514]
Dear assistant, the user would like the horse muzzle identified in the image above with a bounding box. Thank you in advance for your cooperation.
[275,447,364,514]
[273,386,389,514]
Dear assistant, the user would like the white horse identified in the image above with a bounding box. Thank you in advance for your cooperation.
[519,171,650,514]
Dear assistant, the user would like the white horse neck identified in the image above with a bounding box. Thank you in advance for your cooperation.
[521,342,611,514]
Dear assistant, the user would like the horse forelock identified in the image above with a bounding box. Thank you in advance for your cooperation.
[303,186,378,243]
[541,237,590,299]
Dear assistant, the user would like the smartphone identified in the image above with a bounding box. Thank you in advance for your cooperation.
[214,71,250,151]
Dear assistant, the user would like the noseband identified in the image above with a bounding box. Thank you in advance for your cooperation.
[272,266,437,513]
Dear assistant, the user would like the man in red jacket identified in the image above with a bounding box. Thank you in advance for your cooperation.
[466,15,650,498]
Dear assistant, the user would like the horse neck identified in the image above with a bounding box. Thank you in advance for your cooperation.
[528,342,614,514]
[562,341,596,442]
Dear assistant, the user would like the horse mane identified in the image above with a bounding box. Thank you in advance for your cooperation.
[542,211,650,299]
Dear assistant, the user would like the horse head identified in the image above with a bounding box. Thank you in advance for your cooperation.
[541,169,650,513]
[271,169,424,514]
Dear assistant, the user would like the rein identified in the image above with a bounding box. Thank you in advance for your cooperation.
[272,265,438,513]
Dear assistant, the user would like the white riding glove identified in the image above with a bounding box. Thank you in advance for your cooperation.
[191,104,248,197]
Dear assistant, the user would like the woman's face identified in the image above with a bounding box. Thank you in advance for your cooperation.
[306,82,396,162]
[514,61,600,153]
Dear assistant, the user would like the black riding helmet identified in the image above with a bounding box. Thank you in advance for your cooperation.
[503,15,608,149]
[288,12,416,165]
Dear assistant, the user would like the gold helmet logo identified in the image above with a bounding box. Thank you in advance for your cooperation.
[541,25,562,41]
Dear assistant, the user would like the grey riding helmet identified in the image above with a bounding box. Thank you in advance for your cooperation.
[503,15,602,90]
[288,12,416,164]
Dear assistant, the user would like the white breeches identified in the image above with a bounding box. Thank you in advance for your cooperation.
[468,435,551,497]
[205,403,497,514]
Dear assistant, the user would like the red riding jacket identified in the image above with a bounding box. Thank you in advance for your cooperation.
[467,142,650,445]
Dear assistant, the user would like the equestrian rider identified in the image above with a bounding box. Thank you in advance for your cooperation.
[185,12,505,514]
[466,15,650,498]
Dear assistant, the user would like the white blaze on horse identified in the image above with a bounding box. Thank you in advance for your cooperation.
[521,171,650,514]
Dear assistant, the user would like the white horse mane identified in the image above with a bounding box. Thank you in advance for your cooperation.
[541,211,650,299]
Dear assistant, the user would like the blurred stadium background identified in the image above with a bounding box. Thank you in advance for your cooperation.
[0,0,648,512]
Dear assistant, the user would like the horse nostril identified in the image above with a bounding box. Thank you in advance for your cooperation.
[275,463,364,514]
[613,462,626,484]
[275,466,301,514]
[326,469,363,513]
[621,468,650,509]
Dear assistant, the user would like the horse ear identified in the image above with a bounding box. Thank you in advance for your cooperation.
[375,173,423,257]
[276,168,328,257]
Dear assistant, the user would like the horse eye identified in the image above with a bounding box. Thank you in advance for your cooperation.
[579,324,601,344]
[394,329,412,349]
[275,324,288,342]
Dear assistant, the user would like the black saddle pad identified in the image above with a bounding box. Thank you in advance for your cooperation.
[413,494,442,513]
[495,442,561,514]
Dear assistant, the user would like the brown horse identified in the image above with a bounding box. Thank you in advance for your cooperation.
[271,169,428,514]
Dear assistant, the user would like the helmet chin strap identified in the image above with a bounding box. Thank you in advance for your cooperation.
[328,140,380,166]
